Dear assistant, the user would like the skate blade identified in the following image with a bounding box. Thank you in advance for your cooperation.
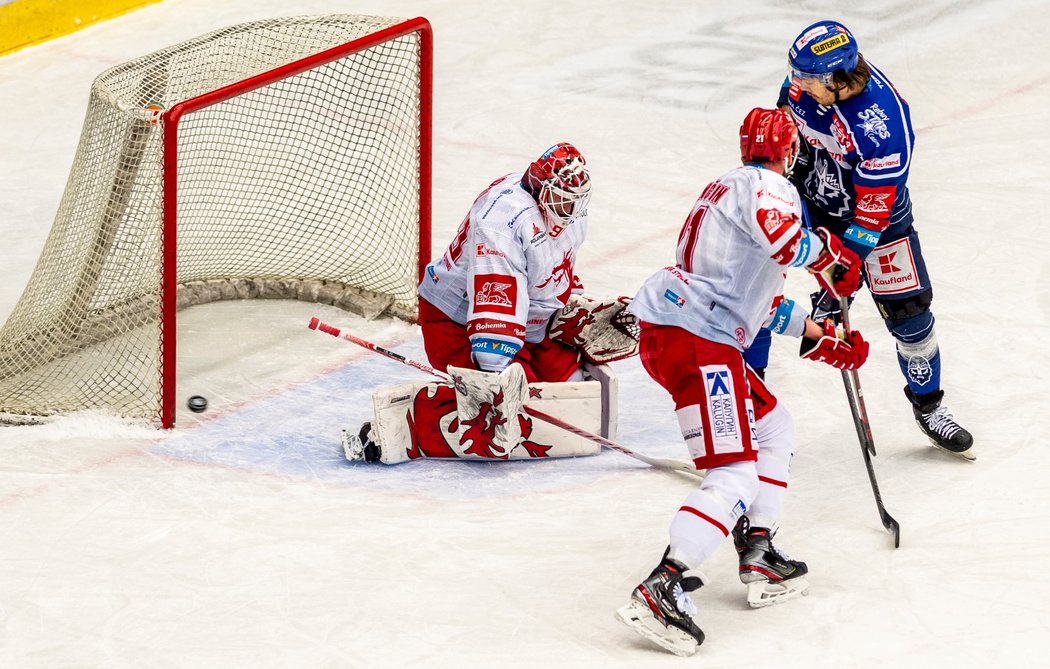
[615,600,698,657]
[929,439,976,462]
[746,576,810,609]
[341,429,364,461]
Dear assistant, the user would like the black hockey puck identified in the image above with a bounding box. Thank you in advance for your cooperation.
[187,395,208,413]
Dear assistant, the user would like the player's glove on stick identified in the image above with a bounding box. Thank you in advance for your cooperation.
[807,227,862,298]
[800,319,869,370]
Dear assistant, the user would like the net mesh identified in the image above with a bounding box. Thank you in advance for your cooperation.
[0,15,426,423]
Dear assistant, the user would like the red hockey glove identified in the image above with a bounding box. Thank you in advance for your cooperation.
[799,319,869,370]
[807,228,862,298]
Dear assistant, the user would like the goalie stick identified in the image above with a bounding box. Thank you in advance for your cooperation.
[307,317,702,479]
[839,301,901,548]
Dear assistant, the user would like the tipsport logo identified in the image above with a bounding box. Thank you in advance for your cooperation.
[663,289,686,308]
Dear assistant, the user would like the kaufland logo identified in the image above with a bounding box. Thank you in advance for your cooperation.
[861,153,902,171]
[878,252,900,274]
[664,289,686,307]
[871,250,915,289]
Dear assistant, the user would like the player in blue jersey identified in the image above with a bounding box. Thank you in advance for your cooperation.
[752,20,973,459]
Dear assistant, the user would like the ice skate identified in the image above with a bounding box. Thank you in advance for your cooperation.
[905,387,975,461]
[733,516,810,608]
[341,422,381,463]
[615,553,705,656]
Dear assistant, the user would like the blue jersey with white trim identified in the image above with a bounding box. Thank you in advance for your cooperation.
[780,61,915,255]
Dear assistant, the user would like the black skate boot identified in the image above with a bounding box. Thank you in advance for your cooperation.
[904,387,974,461]
[732,516,810,608]
[615,550,705,656]
[341,422,381,463]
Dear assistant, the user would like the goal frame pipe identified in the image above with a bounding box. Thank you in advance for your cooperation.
[159,17,433,428]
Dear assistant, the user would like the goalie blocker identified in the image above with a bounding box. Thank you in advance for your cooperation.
[344,362,619,464]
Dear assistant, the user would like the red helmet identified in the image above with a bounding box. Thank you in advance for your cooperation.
[739,108,799,169]
[523,142,591,226]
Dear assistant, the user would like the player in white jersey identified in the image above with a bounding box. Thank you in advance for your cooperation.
[616,108,870,656]
[344,144,638,465]
[417,142,592,383]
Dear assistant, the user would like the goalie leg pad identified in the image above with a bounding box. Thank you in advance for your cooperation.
[448,363,530,459]
[355,365,616,464]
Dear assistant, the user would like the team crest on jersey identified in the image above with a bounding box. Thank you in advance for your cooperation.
[536,250,575,291]
[473,274,517,314]
[864,237,919,295]
[857,104,892,146]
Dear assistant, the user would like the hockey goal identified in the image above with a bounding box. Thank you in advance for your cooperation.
[0,15,432,427]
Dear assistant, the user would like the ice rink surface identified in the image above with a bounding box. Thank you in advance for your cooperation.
[2,0,1049,666]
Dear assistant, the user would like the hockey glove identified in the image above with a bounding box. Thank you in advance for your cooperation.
[809,289,842,326]
[548,294,640,364]
[799,319,869,370]
[807,228,862,298]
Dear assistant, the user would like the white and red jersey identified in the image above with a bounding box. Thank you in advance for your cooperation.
[418,172,586,371]
[630,165,819,350]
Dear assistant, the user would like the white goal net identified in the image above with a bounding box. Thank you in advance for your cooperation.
[0,15,432,426]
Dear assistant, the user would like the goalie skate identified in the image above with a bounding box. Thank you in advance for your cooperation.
[341,422,380,463]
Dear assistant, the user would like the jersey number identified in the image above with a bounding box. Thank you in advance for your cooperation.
[677,181,729,273]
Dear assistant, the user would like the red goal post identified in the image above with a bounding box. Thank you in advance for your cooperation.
[0,15,433,428]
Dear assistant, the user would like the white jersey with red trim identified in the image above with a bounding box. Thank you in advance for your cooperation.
[629,165,817,350]
[418,172,586,371]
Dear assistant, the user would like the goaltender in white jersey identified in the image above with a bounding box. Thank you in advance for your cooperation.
[418,169,587,376]
[345,143,639,465]
[617,108,870,656]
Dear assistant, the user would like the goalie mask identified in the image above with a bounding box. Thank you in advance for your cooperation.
[523,142,591,228]
[739,108,799,173]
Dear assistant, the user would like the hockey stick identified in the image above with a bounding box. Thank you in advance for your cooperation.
[839,301,901,548]
[308,317,702,479]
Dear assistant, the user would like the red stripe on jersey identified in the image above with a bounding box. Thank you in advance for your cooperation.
[758,475,788,488]
[770,227,803,266]
[679,505,729,536]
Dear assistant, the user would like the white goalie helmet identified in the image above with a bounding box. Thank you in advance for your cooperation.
[523,142,591,227]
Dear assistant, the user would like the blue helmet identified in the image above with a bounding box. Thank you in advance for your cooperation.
[789,21,859,77]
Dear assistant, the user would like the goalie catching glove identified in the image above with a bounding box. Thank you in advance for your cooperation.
[548,294,640,364]
[807,228,862,298]
[799,319,869,370]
